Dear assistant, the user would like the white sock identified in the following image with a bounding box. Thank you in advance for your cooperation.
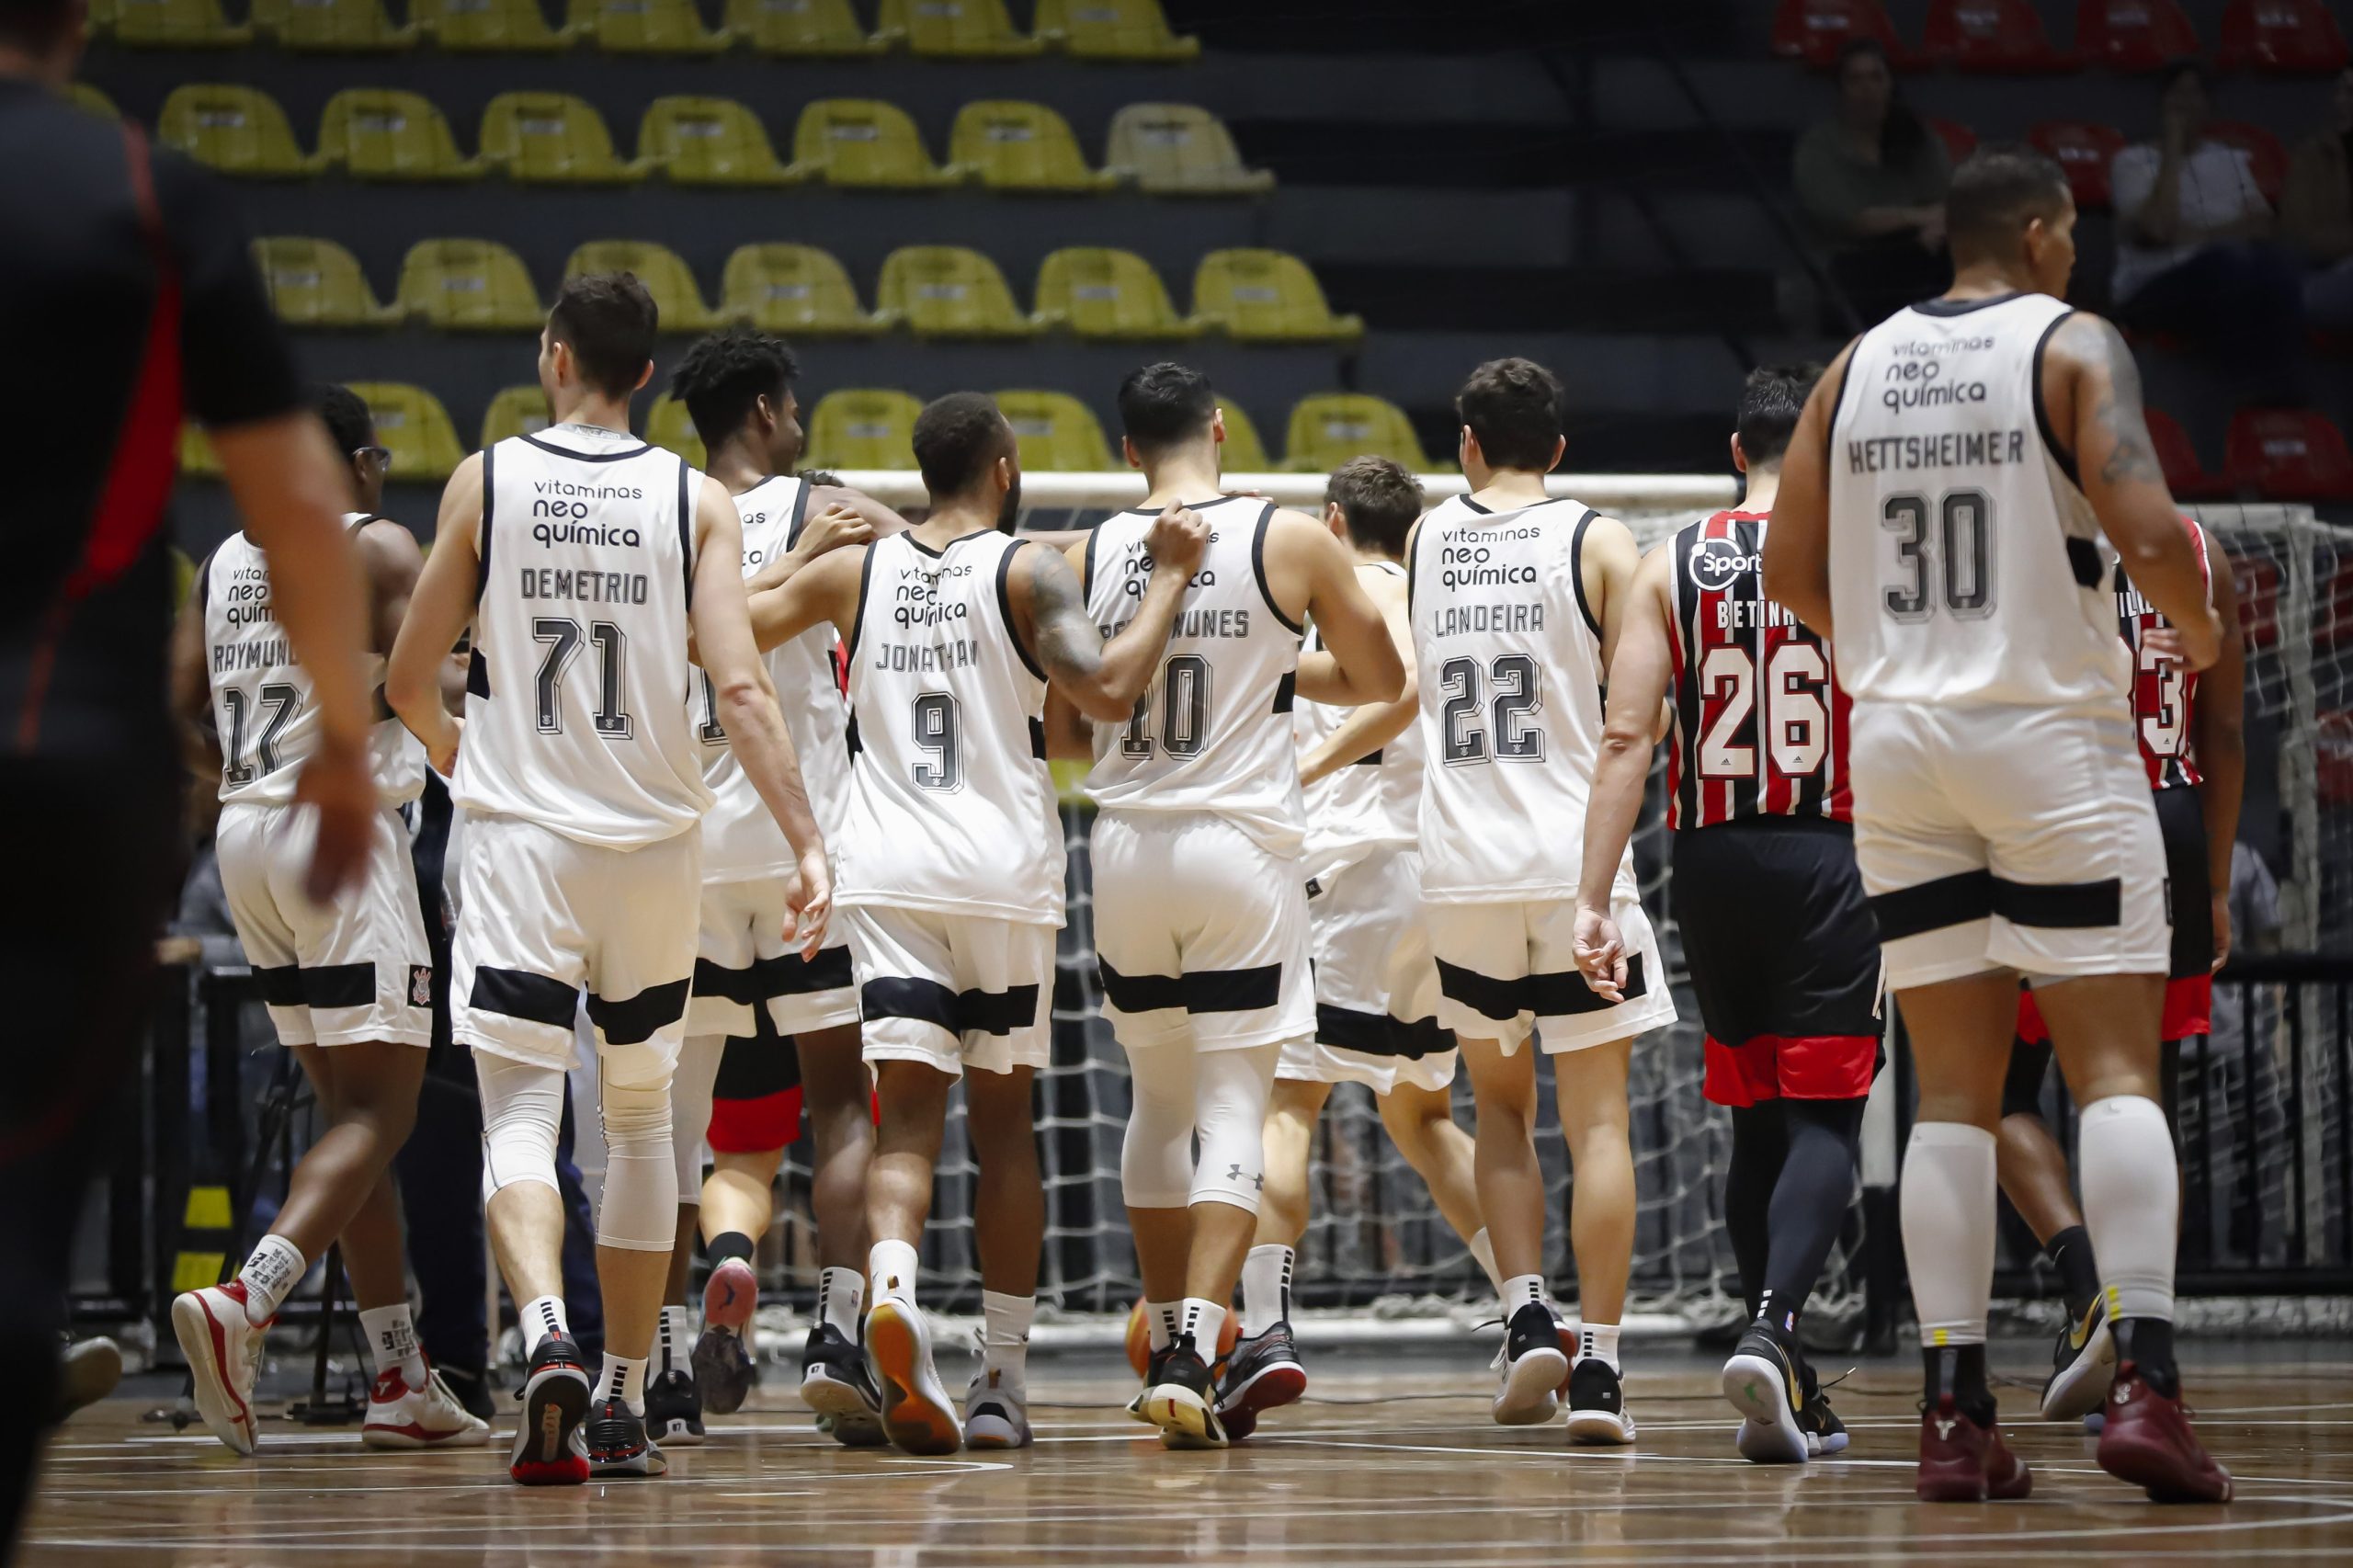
[818,1266,865,1338]
[1179,1298,1226,1355]
[1901,1121,1996,1347]
[237,1234,306,1324]
[1577,1323,1620,1371]
[1499,1272,1545,1316]
[522,1294,569,1354]
[1239,1244,1292,1337]
[2078,1095,2179,1322]
[657,1304,691,1372]
[869,1239,920,1306]
[1144,1299,1179,1353]
[981,1290,1033,1385]
[595,1353,647,1413]
[1468,1228,1505,1300]
[358,1302,426,1386]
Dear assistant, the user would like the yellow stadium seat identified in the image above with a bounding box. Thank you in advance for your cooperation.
[874,0,1040,55]
[723,0,882,55]
[349,382,467,481]
[178,424,222,477]
[68,83,118,118]
[572,0,730,53]
[415,0,579,49]
[112,0,249,47]
[717,244,881,335]
[318,89,482,181]
[1032,248,1194,340]
[1215,397,1272,472]
[563,241,717,332]
[995,391,1114,472]
[1033,0,1198,60]
[1104,103,1274,197]
[640,97,798,187]
[480,385,554,447]
[252,236,397,327]
[644,394,709,467]
[480,93,650,183]
[159,86,321,178]
[1284,394,1430,473]
[949,101,1117,194]
[1193,249,1362,344]
[803,389,922,472]
[253,0,417,51]
[790,99,962,189]
[874,246,1036,338]
[396,238,546,331]
[87,0,118,39]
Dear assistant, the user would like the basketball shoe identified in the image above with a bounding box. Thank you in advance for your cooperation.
[1722,1321,1806,1464]
[51,1335,122,1425]
[1565,1356,1635,1445]
[585,1396,667,1478]
[1215,1320,1306,1442]
[171,1280,267,1457]
[1127,1342,1173,1424]
[508,1332,592,1485]
[2040,1299,2116,1422]
[1142,1334,1227,1450]
[1797,1363,1849,1456]
[1915,1393,2032,1503]
[2095,1360,2233,1503]
[865,1297,962,1456]
[361,1364,491,1449]
[693,1256,759,1415]
[1491,1301,1566,1426]
[644,1365,705,1446]
[801,1323,888,1447]
[965,1369,1032,1449]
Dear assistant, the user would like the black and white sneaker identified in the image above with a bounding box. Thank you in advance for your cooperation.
[1127,1343,1174,1425]
[1491,1301,1568,1426]
[1565,1356,1635,1445]
[801,1323,889,1448]
[1722,1323,1805,1463]
[1142,1335,1227,1450]
[585,1396,667,1478]
[1797,1362,1849,1456]
[644,1366,705,1446]
[1215,1321,1307,1442]
[2040,1298,2116,1422]
[507,1334,591,1486]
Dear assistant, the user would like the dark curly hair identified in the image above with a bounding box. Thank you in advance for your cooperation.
[668,325,800,449]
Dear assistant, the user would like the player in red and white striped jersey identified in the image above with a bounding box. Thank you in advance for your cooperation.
[1574,365,1877,1464]
[2000,515,2245,1423]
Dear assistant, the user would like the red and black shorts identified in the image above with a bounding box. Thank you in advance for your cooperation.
[1671,817,1882,1109]
[706,1007,804,1154]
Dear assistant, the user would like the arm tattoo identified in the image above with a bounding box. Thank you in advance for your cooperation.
[2083,316,2164,486]
[1024,544,1105,682]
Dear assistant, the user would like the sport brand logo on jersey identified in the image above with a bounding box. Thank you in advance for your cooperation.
[1688,536,1757,594]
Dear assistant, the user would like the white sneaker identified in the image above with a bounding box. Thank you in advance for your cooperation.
[964,1369,1032,1449]
[171,1281,267,1456]
[864,1298,961,1456]
[363,1364,492,1449]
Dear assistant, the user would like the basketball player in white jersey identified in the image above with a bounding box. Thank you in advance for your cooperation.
[651,327,905,1447]
[1222,457,1500,1438]
[746,392,1209,1455]
[166,384,487,1457]
[1407,358,1676,1441]
[388,274,832,1486]
[1765,145,2232,1504]
[1051,362,1401,1449]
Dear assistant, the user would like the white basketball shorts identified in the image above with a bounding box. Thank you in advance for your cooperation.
[1849,700,2170,991]
[451,812,701,1080]
[689,874,859,1039]
[1278,846,1457,1095]
[216,801,432,1050]
[1089,811,1316,1053]
[841,904,1054,1078]
[1426,893,1677,1055]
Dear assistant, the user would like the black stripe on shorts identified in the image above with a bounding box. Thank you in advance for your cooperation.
[862,975,1040,1038]
[471,966,578,1030]
[300,962,377,1011]
[1992,876,2122,929]
[1869,869,1995,942]
[585,978,691,1045]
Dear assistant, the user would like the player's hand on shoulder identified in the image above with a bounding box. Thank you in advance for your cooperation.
[1571,902,1628,1001]
[801,503,874,559]
[293,735,378,903]
[785,844,833,960]
[1145,503,1210,578]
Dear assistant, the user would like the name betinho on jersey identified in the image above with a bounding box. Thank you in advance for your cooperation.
[1846,427,2029,474]
[517,567,651,604]
[1716,596,1799,632]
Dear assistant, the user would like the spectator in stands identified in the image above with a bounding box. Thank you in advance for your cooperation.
[2111,62,2303,391]
[1792,38,1951,327]
[2283,67,2353,332]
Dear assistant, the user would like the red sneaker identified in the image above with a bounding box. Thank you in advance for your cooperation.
[1916,1393,2033,1503]
[2097,1361,2234,1504]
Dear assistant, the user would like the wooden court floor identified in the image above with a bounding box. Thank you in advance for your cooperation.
[25,1351,2353,1565]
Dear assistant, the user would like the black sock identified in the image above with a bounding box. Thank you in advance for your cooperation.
[706,1230,756,1266]
[2114,1317,2179,1398]
[2046,1225,2101,1321]
[1922,1345,1996,1426]
[1724,1105,1789,1319]
[1759,1097,1869,1332]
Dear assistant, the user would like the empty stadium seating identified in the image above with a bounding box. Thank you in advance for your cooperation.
[563,241,717,330]
[718,244,882,335]
[479,93,650,183]
[1213,398,1273,472]
[792,98,963,188]
[572,0,731,55]
[112,0,249,48]
[2075,0,2200,72]
[349,382,467,480]
[1283,393,1431,472]
[1771,0,1910,70]
[414,0,579,51]
[802,389,923,472]
[1104,104,1274,196]
[253,236,398,326]
[160,85,320,177]
[639,97,800,186]
[875,246,1037,337]
[2217,0,2348,74]
[1033,0,1199,62]
[996,390,1116,471]
[1923,0,2074,72]
[875,0,1041,58]
[2227,409,2353,501]
[1033,248,1196,339]
[396,239,546,331]
[645,394,710,466]
[950,101,1119,194]
[480,385,554,447]
[722,0,884,55]
[317,88,481,180]
[254,0,416,51]
[2029,119,2125,209]
[1192,250,1362,344]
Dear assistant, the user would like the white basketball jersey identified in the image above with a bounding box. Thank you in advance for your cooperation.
[201,517,425,807]
[695,474,853,882]
[835,529,1062,924]
[1079,496,1307,858]
[1296,560,1417,881]
[1409,494,1632,904]
[1826,290,2132,712]
[453,425,712,850]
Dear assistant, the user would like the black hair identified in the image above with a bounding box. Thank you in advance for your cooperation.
[1836,37,1928,164]
[911,392,1012,499]
[1455,358,1564,473]
[668,326,798,448]
[1944,142,2074,263]
[1116,361,1218,455]
[547,272,658,400]
[1325,457,1424,558]
[308,383,375,459]
[1735,364,1822,470]
[798,469,842,487]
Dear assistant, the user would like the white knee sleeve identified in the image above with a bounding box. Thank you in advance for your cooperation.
[476,1052,565,1200]
[597,1061,678,1253]
[2078,1094,2178,1321]
[1120,1045,1198,1210]
[1900,1121,1995,1346]
[670,1035,724,1203]
[1190,1043,1279,1212]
